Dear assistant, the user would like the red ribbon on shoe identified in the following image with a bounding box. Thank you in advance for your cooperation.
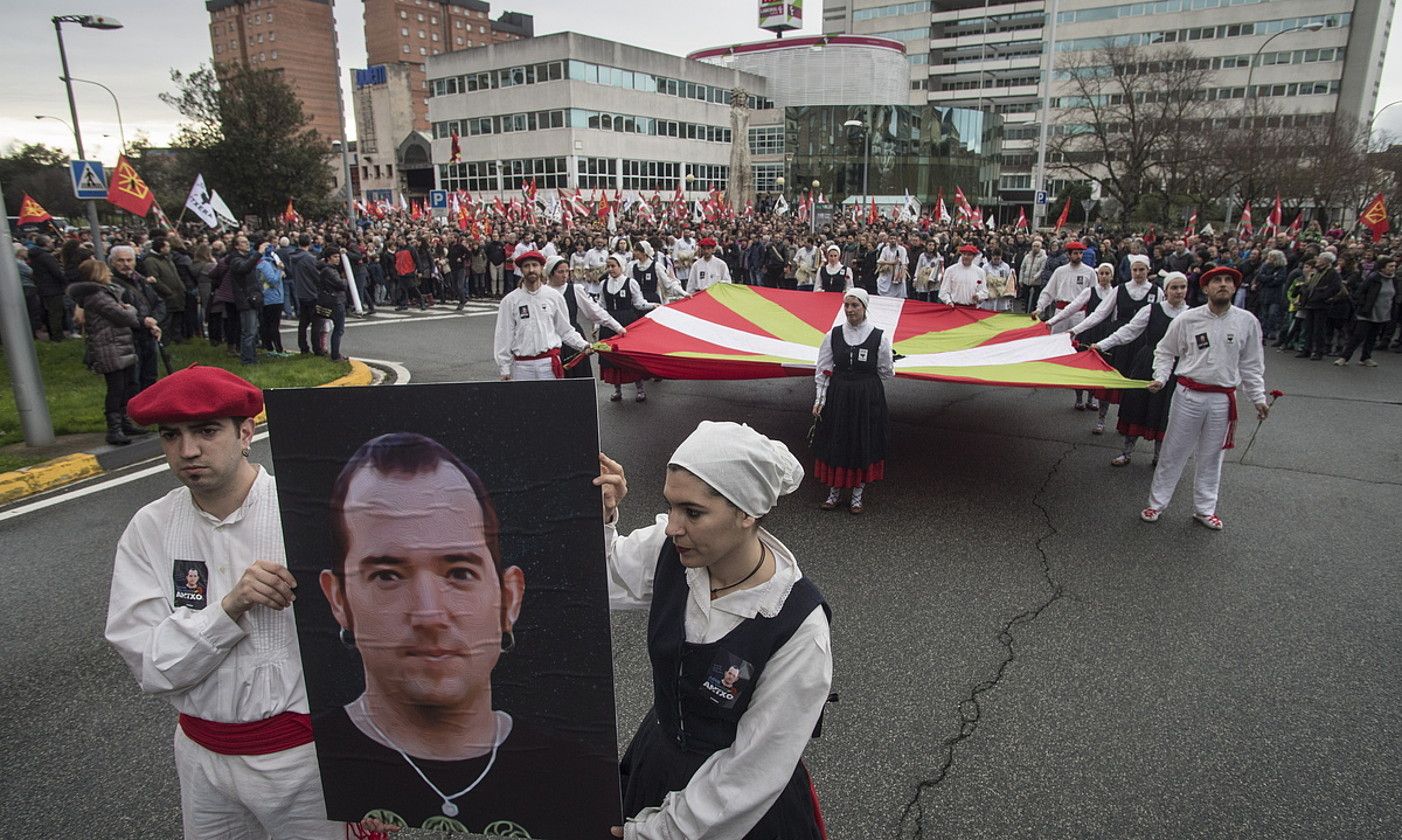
[1176,375,1238,449]
[178,710,313,756]
[514,348,564,379]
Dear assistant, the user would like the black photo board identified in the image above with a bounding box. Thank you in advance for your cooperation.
[265,380,620,836]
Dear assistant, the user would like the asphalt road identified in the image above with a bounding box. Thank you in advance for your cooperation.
[2,302,1398,839]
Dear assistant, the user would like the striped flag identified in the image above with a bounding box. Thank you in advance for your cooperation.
[600,285,1147,390]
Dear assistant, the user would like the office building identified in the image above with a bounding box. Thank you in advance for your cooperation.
[206,0,345,141]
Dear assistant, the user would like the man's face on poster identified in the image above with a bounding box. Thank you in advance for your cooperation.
[324,461,524,711]
[185,568,201,589]
[721,666,741,689]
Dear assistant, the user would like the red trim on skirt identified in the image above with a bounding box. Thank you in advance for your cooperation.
[805,762,828,840]
[814,458,884,489]
[1117,419,1168,442]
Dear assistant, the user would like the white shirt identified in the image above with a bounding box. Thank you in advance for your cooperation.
[671,238,698,279]
[813,320,896,406]
[105,468,307,723]
[584,247,610,297]
[1070,279,1159,336]
[606,516,832,840]
[938,261,989,306]
[1152,304,1267,404]
[549,281,624,334]
[1037,261,1098,312]
[1048,283,1112,329]
[541,241,559,258]
[792,246,819,287]
[688,255,733,293]
[1097,298,1188,352]
[916,252,944,292]
[875,243,907,298]
[814,262,852,292]
[493,284,590,376]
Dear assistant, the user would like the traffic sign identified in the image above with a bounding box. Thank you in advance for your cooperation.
[70,160,107,200]
[1035,190,1048,206]
[428,189,448,209]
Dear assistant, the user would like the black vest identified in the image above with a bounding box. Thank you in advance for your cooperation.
[633,261,660,302]
[562,281,581,332]
[1113,281,1160,328]
[647,540,829,754]
[819,264,847,293]
[830,325,882,380]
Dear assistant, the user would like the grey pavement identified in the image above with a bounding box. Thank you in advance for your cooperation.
[1,305,1398,839]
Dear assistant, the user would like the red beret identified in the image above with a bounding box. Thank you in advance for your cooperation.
[127,365,264,426]
[1199,266,1242,288]
[1064,241,1086,251]
[515,250,545,266]
[957,244,980,255]
[698,237,718,248]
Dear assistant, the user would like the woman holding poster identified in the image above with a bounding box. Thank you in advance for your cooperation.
[596,421,833,840]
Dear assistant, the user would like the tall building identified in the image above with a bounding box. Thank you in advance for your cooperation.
[363,0,535,131]
[826,0,1396,217]
[206,0,345,141]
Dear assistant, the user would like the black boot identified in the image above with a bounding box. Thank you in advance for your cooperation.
[121,414,151,436]
[106,412,131,446]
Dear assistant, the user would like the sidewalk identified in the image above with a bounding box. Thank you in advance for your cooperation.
[0,358,380,505]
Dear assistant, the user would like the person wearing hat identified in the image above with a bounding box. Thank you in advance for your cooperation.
[541,255,627,379]
[631,240,687,304]
[939,244,989,306]
[104,366,344,838]
[1139,265,1269,530]
[493,250,593,381]
[688,237,733,293]
[1066,255,1162,428]
[812,287,894,513]
[594,421,832,840]
[815,244,852,293]
[600,253,662,402]
[1034,241,1097,331]
[1090,271,1191,466]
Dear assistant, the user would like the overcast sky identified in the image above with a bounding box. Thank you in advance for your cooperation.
[5,0,1401,165]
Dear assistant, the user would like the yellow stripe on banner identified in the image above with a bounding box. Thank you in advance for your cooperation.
[707,285,827,345]
[892,312,1035,356]
[899,361,1150,389]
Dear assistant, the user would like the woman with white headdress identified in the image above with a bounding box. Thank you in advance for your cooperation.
[1069,254,1162,432]
[600,254,660,402]
[595,421,832,840]
[1047,261,1115,413]
[631,240,686,305]
[543,255,627,380]
[811,288,894,514]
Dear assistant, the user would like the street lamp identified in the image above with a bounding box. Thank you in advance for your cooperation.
[68,76,126,152]
[1367,99,1402,147]
[53,13,124,261]
[843,116,872,209]
[35,114,75,141]
[810,179,820,233]
[1244,21,1326,112]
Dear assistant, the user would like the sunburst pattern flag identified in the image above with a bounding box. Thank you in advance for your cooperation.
[17,193,52,225]
[600,285,1147,390]
[106,154,154,216]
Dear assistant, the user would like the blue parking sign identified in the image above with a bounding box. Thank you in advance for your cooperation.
[428,189,448,209]
[1035,190,1048,206]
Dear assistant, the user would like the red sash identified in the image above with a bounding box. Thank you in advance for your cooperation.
[1054,300,1070,309]
[1177,376,1237,449]
[515,347,564,379]
[178,710,313,756]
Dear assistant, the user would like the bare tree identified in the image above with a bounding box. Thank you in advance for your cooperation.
[1048,43,1222,224]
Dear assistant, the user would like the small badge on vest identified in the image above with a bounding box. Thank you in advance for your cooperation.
[518,304,530,320]
[857,348,869,362]
[173,560,209,610]
[701,652,753,708]
[1194,332,1210,350]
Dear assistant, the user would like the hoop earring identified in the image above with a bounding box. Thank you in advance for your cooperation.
[241,447,251,458]
[500,630,515,653]
[339,626,356,649]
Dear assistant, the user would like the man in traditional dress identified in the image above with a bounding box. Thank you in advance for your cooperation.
[492,251,592,381]
[1034,241,1097,331]
[938,245,989,306]
[688,237,733,293]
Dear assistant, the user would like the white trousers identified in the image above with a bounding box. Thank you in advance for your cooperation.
[174,727,342,840]
[1147,385,1230,517]
[509,356,559,380]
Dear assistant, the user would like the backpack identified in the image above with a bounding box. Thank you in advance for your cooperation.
[394,248,416,277]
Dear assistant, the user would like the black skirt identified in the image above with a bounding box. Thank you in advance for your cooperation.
[812,370,888,487]
[1116,345,1175,441]
[620,712,822,840]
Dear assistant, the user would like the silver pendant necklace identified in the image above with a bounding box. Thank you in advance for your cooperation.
[358,700,502,817]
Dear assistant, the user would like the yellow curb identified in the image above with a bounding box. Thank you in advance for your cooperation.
[0,453,102,505]
[1,359,376,504]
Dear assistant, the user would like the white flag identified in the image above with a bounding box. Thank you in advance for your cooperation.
[185,175,220,228]
[208,191,239,228]
[774,195,789,217]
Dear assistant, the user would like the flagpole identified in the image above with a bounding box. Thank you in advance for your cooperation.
[0,177,56,445]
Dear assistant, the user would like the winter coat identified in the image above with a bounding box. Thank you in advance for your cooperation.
[316,261,349,305]
[258,252,286,306]
[112,270,166,325]
[1302,267,1342,311]
[191,259,217,307]
[145,251,186,312]
[228,248,263,312]
[68,280,139,374]
[286,249,322,301]
[28,246,67,297]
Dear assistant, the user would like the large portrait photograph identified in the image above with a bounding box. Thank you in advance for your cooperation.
[265,380,620,837]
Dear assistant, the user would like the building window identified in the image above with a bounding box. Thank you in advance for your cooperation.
[576,157,617,190]
[401,27,408,36]
[684,163,729,192]
[752,163,782,193]
[430,16,437,24]
[400,10,407,19]
[417,13,424,21]
[431,33,439,42]
[270,50,277,60]
[403,44,410,54]
[999,174,1032,190]
[456,37,463,45]
[622,160,681,192]
[504,157,568,190]
[455,20,463,28]
[419,46,428,56]
[418,30,426,38]
[269,32,275,41]
[748,126,784,156]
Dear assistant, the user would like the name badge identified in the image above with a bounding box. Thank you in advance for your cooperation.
[701,651,753,709]
[1195,332,1210,350]
[518,304,530,320]
[1226,332,1236,345]
[173,560,209,611]
[858,348,870,362]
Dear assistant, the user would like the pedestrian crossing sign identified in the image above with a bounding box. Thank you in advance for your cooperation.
[70,159,107,199]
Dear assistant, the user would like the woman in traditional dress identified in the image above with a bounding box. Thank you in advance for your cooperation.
[1092,272,1190,466]
[595,421,832,840]
[815,244,852,293]
[600,254,660,402]
[811,288,894,514]
[543,256,626,380]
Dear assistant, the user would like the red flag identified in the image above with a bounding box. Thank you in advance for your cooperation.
[410,200,423,221]
[1015,207,1029,230]
[867,196,878,225]
[1286,211,1303,239]
[106,154,155,217]
[1053,197,1071,232]
[281,199,299,225]
[953,185,971,216]
[971,207,984,229]
[1184,209,1198,237]
[1238,202,1254,238]
[450,130,462,163]
[17,193,52,225]
[598,191,610,220]
[1266,193,1282,234]
[1359,193,1390,241]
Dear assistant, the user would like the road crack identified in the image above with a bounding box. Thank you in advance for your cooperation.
[897,443,1075,839]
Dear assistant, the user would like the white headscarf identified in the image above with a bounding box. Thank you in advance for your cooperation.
[543,255,567,280]
[669,421,803,517]
[844,288,871,310]
[1128,254,1151,268]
